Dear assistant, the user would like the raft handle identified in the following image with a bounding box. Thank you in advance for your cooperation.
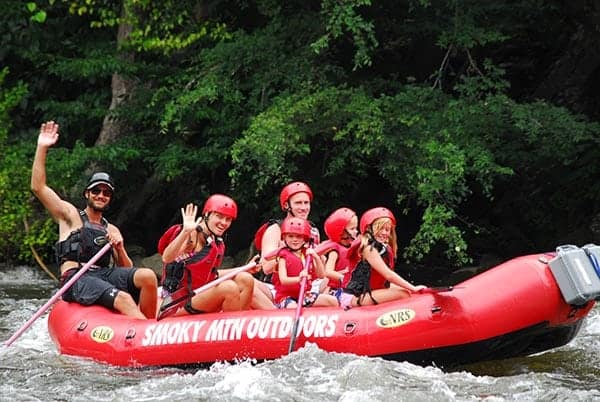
[344,322,357,334]
[77,321,88,331]
[431,306,442,314]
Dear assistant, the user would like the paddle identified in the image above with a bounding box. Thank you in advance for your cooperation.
[419,286,462,293]
[426,286,454,292]
[157,260,258,320]
[288,247,313,353]
[4,242,112,347]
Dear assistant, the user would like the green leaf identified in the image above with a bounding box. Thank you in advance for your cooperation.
[31,10,47,23]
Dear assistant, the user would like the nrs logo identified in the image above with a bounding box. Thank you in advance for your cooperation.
[91,326,114,343]
[376,309,415,328]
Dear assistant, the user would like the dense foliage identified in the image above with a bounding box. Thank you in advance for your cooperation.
[1,0,599,270]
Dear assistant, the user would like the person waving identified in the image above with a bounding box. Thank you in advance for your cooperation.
[31,121,157,319]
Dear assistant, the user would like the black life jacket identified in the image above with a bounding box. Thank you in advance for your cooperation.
[344,236,391,302]
[54,210,111,268]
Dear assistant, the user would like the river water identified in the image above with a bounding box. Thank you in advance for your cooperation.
[1,264,600,402]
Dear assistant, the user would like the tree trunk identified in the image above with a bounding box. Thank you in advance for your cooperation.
[533,3,600,118]
[96,6,135,146]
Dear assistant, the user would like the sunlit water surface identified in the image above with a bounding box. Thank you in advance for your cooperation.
[1,265,600,402]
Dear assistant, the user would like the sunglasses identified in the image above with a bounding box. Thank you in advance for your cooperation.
[89,187,113,197]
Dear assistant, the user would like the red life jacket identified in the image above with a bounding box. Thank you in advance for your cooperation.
[158,224,225,292]
[317,240,350,289]
[253,219,280,250]
[272,247,312,303]
[157,224,181,255]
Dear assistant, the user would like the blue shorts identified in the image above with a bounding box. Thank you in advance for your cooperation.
[276,292,319,308]
[60,266,139,310]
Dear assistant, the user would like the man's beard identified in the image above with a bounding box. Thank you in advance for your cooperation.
[87,198,109,212]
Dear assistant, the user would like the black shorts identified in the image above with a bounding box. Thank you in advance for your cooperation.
[61,266,140,310]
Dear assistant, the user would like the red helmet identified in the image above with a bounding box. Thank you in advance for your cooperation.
[203,194,238,219]
[280,217,311,240]
[324,207,357,243]
[279,181,313,210]
[359,207,396,233]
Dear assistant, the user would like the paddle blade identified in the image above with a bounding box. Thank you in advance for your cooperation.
[288,316,301,353]
[430,286,454,292]
[288,274,308,353]
[157,288,193,321]
[420,286,455,293]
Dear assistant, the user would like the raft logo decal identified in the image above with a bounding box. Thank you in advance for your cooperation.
[90,326,114,343]
[376,309,415,328]
[141,314,339,346]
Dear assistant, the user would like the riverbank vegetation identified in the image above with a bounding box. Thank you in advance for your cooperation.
[1,1,599,272]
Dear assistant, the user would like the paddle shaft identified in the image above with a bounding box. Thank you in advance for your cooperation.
[157,260,259,320]
[4,242,112,347]
[193,261,257,294]
[180,252,272,296]
[288,252,312,353]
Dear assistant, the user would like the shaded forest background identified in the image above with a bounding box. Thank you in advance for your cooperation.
[1,1,599,278]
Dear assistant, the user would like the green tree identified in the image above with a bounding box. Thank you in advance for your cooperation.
[0,68,31,262]
[1,0,599,270]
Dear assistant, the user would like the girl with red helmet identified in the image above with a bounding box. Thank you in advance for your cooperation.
[317,207,359,297]
[272,217,337,308]
[158,195,256,315]
[338,207,426,310]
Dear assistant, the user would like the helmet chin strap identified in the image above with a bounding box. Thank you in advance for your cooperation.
[285,201,303,218]
[287,207,302,219]
[285,203,294,217]
[201,213,220,238]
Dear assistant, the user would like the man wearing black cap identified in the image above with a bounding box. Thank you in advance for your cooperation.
[31,121,157,319]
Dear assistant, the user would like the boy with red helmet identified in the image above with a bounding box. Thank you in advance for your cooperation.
[338,207,426,309]
[272,217,337,308]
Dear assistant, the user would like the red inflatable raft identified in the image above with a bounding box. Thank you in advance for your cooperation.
[47,252,596,368]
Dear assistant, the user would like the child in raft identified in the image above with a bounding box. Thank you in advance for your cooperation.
[272,217,338,309]
[317,207,359,298]
[338,207,427,309]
